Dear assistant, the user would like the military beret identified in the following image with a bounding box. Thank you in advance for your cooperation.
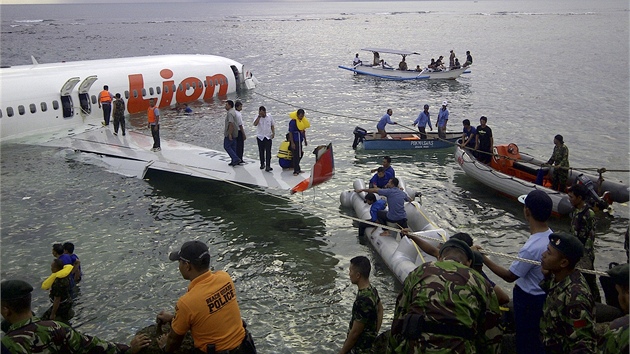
[1,280,33,301]
[548,232,584,264]
[606,263,629,286]
[439,238,474,262]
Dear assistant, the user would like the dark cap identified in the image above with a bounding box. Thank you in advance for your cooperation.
[169,241,210,263]
[518,190,553,221]
[554,134,564,144]
[548,232,583,264]
[606,263,629,286]
[472,251,484,267]
[439,238,474,262]
[1,280,33,301]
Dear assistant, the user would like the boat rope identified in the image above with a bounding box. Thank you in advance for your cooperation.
[253,91,627,173]
[406,229,609,277]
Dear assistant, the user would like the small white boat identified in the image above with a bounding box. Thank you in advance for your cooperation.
[340,178,445,283]
[455,143,629,215]
[339,48,471,81]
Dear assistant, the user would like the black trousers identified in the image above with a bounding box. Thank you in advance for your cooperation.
[236,131,245,161]
[151,124,160,148]
[102,103,111,125]
[257,138,272,168]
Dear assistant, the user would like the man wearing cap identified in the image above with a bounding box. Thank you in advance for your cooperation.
[436,101,449,139]
[539,232,596,353]
[1,279,150,353]
[545,134,570,192]
[412,104,432,140]
[476,189,553,354]
[387,239,502,354]
[156,240,255,354]
[598,263,629,353]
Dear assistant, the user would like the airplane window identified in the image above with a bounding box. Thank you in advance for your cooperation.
[125,91,129,99]
[18,105,25,115]
[30,103,36,113]
[164,86,169,94]
[149,87,154,95]
[0,109,2,118]
[142,88,146,97]
[156,86,161,94]
[203,80,207,87]
[178,84,183,92]
[133,90,138,98]
[91,95,97,104]
[53,101,59,110]
[186,83,190,90]
[191,82,196,89]
[6,107,13,117]
[198,81,203,88]
[41,102,47,112]
[172,84,176,92]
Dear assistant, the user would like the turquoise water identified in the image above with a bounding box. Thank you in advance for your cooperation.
[1,1,628,352]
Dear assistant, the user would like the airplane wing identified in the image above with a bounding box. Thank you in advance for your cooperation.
[39,124,334,192]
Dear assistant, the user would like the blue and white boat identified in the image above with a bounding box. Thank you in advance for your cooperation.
[339,48,471,81]
[353,128,460,151]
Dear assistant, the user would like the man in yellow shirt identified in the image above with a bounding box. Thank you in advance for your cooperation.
[156,241,256,353]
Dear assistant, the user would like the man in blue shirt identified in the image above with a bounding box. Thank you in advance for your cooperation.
[376,109,396,138]
[369,167,392,188]
[358,193,386,237]
[460,119,477,149]
[413,104,432,139]
[370,156,395,179]
[475,189,553,354]
[436,101,449,139]
[356,178,410,237]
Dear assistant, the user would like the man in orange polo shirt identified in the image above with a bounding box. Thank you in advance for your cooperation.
[156,241,256,353]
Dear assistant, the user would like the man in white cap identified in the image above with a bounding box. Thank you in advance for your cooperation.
[156,240,256,353]
[436,101,449,139]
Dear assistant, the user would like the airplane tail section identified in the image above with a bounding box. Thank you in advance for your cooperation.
[291,143,335,194]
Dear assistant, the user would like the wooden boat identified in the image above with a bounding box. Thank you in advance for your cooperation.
[353,127,460,151]
[338,48,471,81]
[340,178,444,283]
[455,143,629,215]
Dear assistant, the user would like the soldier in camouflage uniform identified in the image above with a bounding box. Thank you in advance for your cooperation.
[598,263,629,353]
[567,183,600,302]
[1,279,150,353]
[339,256,383,354]
[545,134,569,192]
[387,239,502,354]
[539,232,596,353]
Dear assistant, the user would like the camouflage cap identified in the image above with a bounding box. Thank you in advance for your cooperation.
[606,263,629,286]
[439,238,474,262]
[548,232,584,264]
[1,280,33,301]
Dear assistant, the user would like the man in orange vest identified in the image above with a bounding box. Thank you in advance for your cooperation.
[97,85,113,126]
[148,98,160,151]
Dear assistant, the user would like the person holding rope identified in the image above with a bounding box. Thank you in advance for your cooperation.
[475,189,553,354]
[539,232,596,353]
[475,116,493,164]
[376,109,397,139]
[412,104,432,140]
[459,119,477,150]
[356,177,410,237]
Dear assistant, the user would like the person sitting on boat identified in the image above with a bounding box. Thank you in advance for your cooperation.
[355,177,410,237]
[414,65,422,72]
[372,51,380,66]
[358,192,387,237]
[460,119,477,150]
[376,109,396,138]
[453,58,461,69]
[435,55,445,70]
[370,156,395,178]
[369,167,393,189]
[464,50,473,67]
[413,104,433,140]
[353,53,362,66]
[398,57,408,71]
[277,133,293,169]
[428,58,437,70]
[545,134,570,192]
[379,59,392,69]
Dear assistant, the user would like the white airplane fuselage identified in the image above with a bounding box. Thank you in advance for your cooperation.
[0,54,257,142]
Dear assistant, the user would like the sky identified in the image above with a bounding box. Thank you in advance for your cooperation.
[1,0,326,4]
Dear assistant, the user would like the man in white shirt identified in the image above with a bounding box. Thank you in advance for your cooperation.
[253,106,275,172]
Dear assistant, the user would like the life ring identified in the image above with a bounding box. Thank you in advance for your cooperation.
[507,143,519,156]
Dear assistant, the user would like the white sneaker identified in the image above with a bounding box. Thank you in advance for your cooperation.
[113,132,118,136]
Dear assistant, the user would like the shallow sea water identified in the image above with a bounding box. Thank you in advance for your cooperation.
[1,1,629,352]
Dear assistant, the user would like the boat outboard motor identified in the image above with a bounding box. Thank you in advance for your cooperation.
[352,126,368,149]
[576,173,609,211]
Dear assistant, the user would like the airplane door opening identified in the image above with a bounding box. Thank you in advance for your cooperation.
[78,75,97,116]
[230,65,240,89]
[61,96,73,118]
